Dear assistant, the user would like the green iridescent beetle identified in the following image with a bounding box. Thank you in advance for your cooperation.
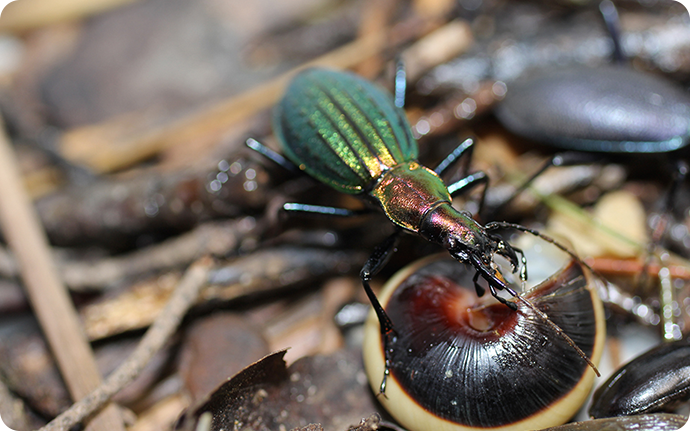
[259,68,522,297]
[247,67,597,393]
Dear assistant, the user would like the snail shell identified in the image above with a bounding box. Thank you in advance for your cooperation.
[363,243,605,431]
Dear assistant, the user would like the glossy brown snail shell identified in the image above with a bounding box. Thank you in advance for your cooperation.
[363,240,605,431]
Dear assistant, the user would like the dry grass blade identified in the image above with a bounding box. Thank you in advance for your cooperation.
[0,116,124,431]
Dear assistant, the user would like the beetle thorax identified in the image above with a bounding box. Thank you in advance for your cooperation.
[369,161,452,232]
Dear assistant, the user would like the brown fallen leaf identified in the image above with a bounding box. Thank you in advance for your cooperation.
[176,348,381,431]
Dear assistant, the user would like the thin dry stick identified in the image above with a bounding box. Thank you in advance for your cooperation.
[39,257,212,431]
[0,218,254,289]
[0,116,124,431]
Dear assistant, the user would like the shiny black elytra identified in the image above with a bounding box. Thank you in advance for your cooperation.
[248,66,598,394]
[590,337,690,418]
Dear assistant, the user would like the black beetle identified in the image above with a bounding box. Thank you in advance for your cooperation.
[490,1,690,216]
[590,337,690,418]
[494,0,690,156]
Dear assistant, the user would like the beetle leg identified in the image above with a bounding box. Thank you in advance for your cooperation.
[486,278,518,310]
[246,138,301,174]
[662,160,689,222]
[283,203,371,217]
[484,151,598,219]
[434,136,491,213]
[433,136,475,178]
[495,239,527,281]
[394,58,407,109]
[469,254,518,310]
[248,137,374,218]
[360,228,402,395]
[503,244,527,282]
[515,246,527,281]
[447,171,489,210]
[472,270,486,297]
[599,0,626,64]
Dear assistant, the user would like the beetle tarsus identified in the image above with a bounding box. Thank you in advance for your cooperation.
[485,271,519,310]
[378,337,397,397]
[486,278,518,311]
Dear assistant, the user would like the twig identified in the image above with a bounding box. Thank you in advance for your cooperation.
[400,20,473,82]
[39,257,212,431]
[0,219,256,291]
[585,256,690,280]
[353,0,398,78]
[81,247,367,341]
[62,218,257,291]
[0,116,124,431]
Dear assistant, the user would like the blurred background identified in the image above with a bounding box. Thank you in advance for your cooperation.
[0,0,688,430]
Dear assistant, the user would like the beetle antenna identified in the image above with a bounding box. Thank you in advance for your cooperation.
[516,294,600,377]
[485,221,590,271]
[482,269,599,375]
[485,221,616,290]
[484,221,601,376]
[494,277,600,376]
